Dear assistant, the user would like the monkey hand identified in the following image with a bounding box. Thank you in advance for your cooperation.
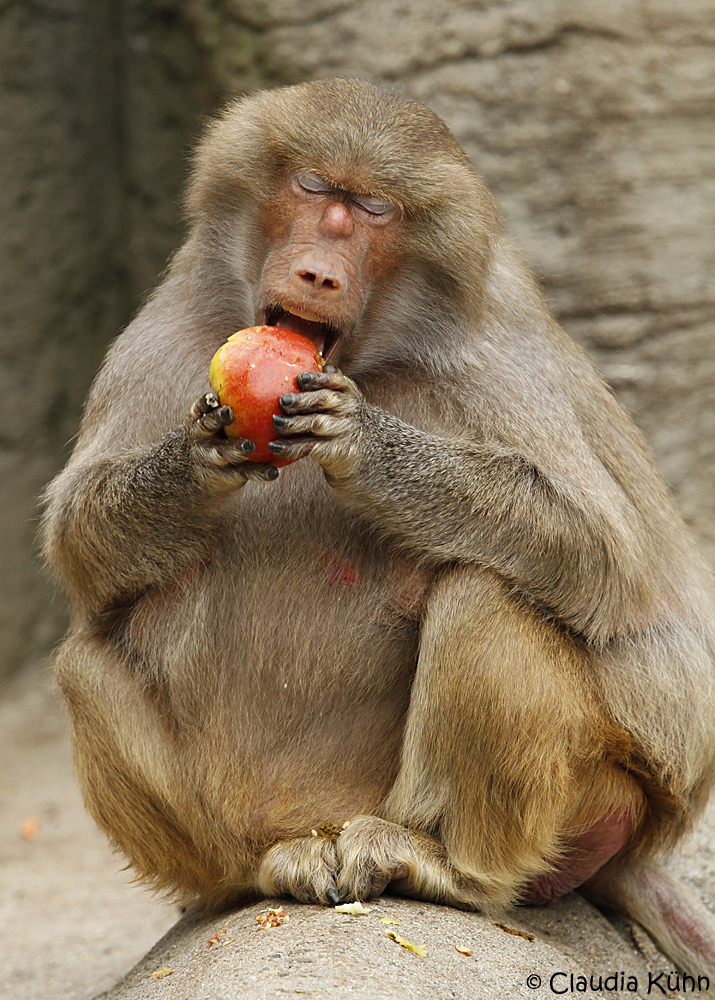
[268,368,368,482]
[187,392,279,487]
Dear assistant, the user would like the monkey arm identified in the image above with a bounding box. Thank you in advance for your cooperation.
[271,371,663,645]
[42,394,276,616]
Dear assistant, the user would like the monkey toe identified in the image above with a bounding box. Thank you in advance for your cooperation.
[334,816,417,902]
[256,835,339,906]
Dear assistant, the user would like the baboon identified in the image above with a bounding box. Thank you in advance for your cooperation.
[42,78,715,982]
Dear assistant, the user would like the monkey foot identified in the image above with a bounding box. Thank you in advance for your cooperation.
[256,833,339,905]
[522,810,631,906]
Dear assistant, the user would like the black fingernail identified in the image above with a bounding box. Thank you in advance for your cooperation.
[280,393,297,408]
[326,886,340,906]
[267,441,284,454]
[297,372,316,388]
[273,414,289,428]
[241,440,255,453]
[266,467,279,479]
[219,406,233,422]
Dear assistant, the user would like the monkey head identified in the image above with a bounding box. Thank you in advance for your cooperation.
[186,78,501,372]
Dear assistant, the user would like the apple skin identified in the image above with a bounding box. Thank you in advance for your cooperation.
[208,326,324,466]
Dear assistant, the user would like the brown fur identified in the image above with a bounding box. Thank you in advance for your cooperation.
[42,78,715,981]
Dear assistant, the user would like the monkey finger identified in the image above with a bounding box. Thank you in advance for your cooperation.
[194,438,254,467]
[238,462,280,483]
[296,370,357,394]
[194,405,235,438]
[273,413,353,438]
[267,437,317,461]
[279,388,352,416]
[189,391,221,419]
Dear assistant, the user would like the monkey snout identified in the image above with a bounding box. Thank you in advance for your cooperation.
[290,253,346,300]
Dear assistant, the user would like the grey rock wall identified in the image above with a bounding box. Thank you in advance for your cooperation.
[0,1,124,676]
[0,0,212,678]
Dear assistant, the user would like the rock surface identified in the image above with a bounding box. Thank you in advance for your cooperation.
[95,896,666,1000]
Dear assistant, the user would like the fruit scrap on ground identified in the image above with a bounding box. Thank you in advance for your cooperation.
[385,930,426,956]
[150,968,173,981]
[494,922,535,942]
[256,908,290,930]
[334,901,370,915]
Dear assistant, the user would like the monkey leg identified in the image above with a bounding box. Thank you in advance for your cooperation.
[55,634,258,907]
[361,566,644,912]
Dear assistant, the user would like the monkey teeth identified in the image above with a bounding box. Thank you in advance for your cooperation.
[265,305,341,360]
[287,307,323,324]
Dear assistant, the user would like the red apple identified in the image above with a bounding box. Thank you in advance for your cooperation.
[208,326,323,465]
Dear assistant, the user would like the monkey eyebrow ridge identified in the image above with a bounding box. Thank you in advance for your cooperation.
[293,171,394,216]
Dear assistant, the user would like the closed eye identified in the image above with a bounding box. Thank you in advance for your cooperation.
[294,172,332,195]
[352,193,394,217]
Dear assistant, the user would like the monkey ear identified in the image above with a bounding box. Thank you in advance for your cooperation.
[185,94,277,221]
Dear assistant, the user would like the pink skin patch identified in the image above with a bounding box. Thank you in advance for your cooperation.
[321,553,359,587]
[522,809,631,906]
[179,547,215,588]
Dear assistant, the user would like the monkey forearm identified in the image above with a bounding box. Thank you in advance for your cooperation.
[337,410,656,643]
[42,428,227,613]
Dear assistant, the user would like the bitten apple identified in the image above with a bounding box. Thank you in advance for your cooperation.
[208,326,323,465]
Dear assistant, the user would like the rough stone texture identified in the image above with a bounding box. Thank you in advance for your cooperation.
[187,0,715,564]
[0,0,212,679]
[0,1,123,677]
[93,896,665,1000]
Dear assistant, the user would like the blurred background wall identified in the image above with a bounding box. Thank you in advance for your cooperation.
[1,0,713,679]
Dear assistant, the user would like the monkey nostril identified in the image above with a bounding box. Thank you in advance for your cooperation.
[297,268,341,291]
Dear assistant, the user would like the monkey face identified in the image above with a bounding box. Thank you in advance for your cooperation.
[257,171,401,367]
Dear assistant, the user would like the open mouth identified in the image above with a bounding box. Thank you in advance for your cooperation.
[264,306,342,363]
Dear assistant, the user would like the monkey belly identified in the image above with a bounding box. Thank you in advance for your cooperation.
[522,809,632,906]
[113,527,426,842]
